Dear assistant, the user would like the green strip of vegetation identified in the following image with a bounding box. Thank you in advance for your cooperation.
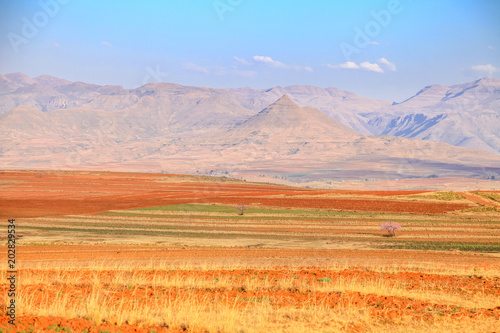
[461,206,500,213]
[47,222,181,231]
[379,241,500,253]
[99,211,399,222]
[409,191,466,201]
[131,203,367,216]
[20,226,325,241]
[97,210,499,225]
[99,211,338,221]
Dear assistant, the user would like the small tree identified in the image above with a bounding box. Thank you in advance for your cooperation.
[235,204,247,215]
[380,222,401,237]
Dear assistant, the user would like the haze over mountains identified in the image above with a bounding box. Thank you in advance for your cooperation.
[1,73,499,189]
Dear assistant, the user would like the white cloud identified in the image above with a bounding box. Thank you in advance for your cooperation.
[326,61,385,73]
[470,64,498,76]
[253,55,287,68]
[182,62,209,74]
[233,56,253,66]
[326,61,360,70]
[360,62,384,73]
[368,41,380,45]
[487,45,494,50]
[377,58,396,71]
[252,55,311,71]
[101,41,112,47]
[52,42,60,47]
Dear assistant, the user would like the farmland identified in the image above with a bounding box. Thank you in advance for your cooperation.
[1,170,499,332]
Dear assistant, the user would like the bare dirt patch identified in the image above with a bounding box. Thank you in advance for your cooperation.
[201,196,470,214]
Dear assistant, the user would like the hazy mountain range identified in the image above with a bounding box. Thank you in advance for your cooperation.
[1,73,499,187]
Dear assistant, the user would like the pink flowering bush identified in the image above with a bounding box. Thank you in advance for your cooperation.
[235,204,247,215]
[380,222,401,237]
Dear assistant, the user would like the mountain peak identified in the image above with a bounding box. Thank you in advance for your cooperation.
[273,94,297,106]
[258,94,303,119]
[476,77,499,83]
[227,93,360,141]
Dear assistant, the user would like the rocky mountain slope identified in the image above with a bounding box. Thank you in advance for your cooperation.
[363,78,500,154]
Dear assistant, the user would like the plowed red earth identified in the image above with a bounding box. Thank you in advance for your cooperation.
[0,171,467,218]
[0,315,177,333]
[459,192,498,207]
[1,269,498,332]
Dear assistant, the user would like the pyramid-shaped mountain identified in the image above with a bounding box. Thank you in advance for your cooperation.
[224,95,360,144]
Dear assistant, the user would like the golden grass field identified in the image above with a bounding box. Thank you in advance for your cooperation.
[1,262,499,332]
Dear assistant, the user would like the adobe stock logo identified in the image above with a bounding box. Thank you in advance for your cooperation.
[7,0,70,53]
[213,0,242,21]
[142,65,169,85]
[340,0,405,61]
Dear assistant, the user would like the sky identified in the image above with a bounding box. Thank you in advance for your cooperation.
[0,0,499,102]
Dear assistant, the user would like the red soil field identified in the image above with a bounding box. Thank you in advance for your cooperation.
[203,196,469,214]
[0,171,469,218]
[0,315,177,333]
[1,268,498,332]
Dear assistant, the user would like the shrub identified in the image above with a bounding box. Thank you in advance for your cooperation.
[235,204,247,215]
[380,222,401,237]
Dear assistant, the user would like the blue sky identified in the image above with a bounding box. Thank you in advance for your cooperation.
[0,0,499,101]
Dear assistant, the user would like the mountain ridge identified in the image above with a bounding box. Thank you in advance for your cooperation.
[0,73,499,189]
[364,77,500,154]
